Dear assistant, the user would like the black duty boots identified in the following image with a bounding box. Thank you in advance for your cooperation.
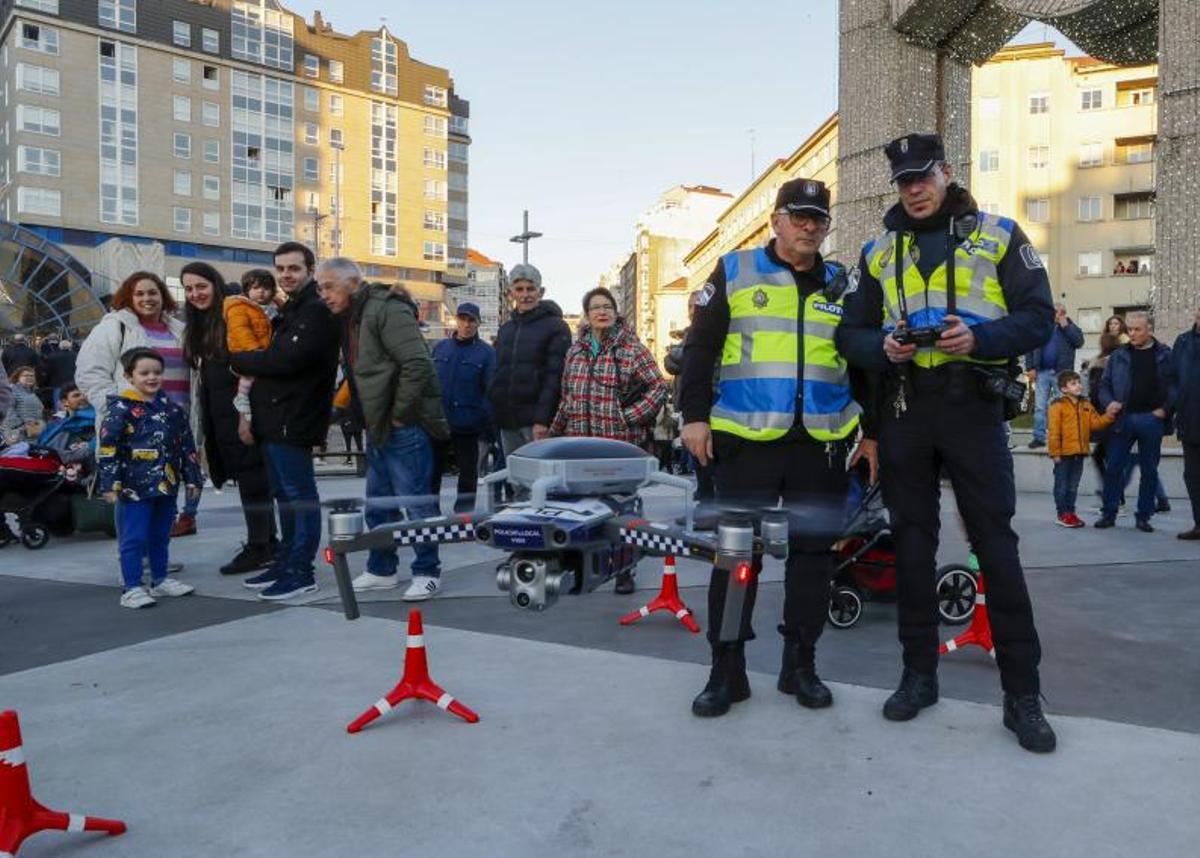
[777,638,833,708]
[882,668,939,721]
[691,643,751,717]
[1003,693,1057,753]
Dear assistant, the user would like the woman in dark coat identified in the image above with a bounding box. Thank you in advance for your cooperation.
[181,261,278,574]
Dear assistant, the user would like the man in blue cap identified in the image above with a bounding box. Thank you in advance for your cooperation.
[837,133,1058,753]
[432,301,496,512]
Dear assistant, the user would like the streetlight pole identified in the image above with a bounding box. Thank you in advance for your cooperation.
[509,209,542,264]
[331,139,345,257]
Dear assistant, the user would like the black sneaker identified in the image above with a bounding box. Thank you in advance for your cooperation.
[1003,693,1057,753]
[1094,517,1116,529]
[882,668,938,721]
[1027,440,1045,449]
[1136,519,1154,533]
[220,543,276,575]
[258,574,318,601]
[1156,498,1171,513]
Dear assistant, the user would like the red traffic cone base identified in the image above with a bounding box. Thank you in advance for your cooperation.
[939,571,995,659]
[619,556,700,633]
[347,610,480,733]
[0,710,126,856]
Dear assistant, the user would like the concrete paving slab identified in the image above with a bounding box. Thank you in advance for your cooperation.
[0,608,1195,858]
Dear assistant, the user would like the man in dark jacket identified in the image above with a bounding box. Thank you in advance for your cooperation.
[230,241,341,601]
[1172,307,1200,539]
[3,335,39,383]
[41,340,79,405]
[1095,311,1175,532]
[432,301,495,512]
[317,257,452,602]
[489,264,571,455]
[1025,303,1085,448]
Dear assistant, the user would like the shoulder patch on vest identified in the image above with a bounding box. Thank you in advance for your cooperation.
[844,267,861,295]
[696,281,716,307]
[1019,244,1044,270]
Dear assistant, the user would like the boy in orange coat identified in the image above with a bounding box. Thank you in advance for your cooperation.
[1048,370,1114,528]
[224,270,278,442]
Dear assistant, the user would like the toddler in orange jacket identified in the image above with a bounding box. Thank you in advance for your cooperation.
[223,269,278,432]
[1048,370,1114,527]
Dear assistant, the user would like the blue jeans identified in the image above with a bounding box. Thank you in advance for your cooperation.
[365,425,440,578]
[1031,372,1058,443]
[1121,455,1168,506]
[179,487,201,517]
[263,441,320,578]
[1102,412,1165,521]
[117,496,176,589]
[1052,455,1085,515]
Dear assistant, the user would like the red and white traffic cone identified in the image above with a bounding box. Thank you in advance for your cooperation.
[0,710,126,856]
[619,556,700,633]
[347,610,480,733]
[939,571,995,659]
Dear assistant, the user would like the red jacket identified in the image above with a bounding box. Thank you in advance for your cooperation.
[550,322,667,444]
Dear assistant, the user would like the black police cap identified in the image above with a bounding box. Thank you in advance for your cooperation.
[774,178,830,219]
[884,133,946,182]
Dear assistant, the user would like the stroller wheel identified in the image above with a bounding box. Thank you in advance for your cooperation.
[827,586,863,629]
[20,524,50,550]
[936,565,976,625]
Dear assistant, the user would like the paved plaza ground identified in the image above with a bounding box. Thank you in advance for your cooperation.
[2,472,1198,857]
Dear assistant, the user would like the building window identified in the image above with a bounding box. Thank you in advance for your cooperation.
[203,211,220,236]
[172,96,191,122]
[978,96,1000,119]
[328,59,343,83]
[1118,140,1154,164]
[16,63,60,95]
[1028,92,1049,114]
[302,87,317,112]
[202,101,219,127]
[449,141,468,164]
[1080,88,1103,111]
[1118,86,1155,107]
[98,0,135,33]
[202,28,219,54]
[450,115,469,136]
[173,132,190,158]
[99,39,138,225]
[330,128,343,147]
[172,58,191,84]
[369,100,398,256]
[1079,142,1104,168]
[303,122,318,145]
[173,206,192,233]
[202,65,219,90]
[303,190,319,212]
[424,210,445,231]
[423,179,446,201]
[448,199,467,220]
[17,145,60,177]
[173,20,191,47]
[423,84,447,107]
[203,174,220,200]
[231,1,292,68]
[978,150,999,172]
[423,241,446,262]
[423,148,446,169]
[231,68,295,242]
[371,36,398,95]
[1025,198,1049,223]
[1115,193,1154,220]
[329,93,343,116]
[173,169,192,196]
[17,186,61,216]
[203,139,219,163]
[448,171,467,192]
[1027,146,1048,169]
[303,54,319,78]
[15,0,59,11]
[19,23,60,55]
[1077,196,1102,222]
[17,104,60,136]
[303,156,318,182]
[1077,251,1102,276]
[423,115,447,138]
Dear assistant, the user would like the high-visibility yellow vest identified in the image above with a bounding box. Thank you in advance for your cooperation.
[865,213,1013,368]
[709,247,861,442]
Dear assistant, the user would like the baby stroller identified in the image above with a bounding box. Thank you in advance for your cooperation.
[0,446,81,549]
[827,479,977,629]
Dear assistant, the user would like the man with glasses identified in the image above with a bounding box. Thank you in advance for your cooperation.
[836,133,1058,753]
[679,178,877,718]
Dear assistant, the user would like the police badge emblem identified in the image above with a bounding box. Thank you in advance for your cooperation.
[753,288,768,308]
[804,181,818,196]
[900,137,909,153]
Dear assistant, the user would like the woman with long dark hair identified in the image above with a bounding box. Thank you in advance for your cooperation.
[181,261,278,574]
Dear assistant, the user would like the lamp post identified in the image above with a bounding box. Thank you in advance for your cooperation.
[509,209,542,264]
[331,139,345,256]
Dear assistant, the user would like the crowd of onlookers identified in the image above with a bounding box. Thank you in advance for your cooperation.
[5,240,1200,608]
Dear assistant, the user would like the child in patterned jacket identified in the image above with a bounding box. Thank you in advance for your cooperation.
[98,347,203,609]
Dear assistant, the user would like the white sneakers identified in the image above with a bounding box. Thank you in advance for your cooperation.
[403,576,441,602]
[352,571,401,592]
[352,572,441,601]
[120,578,195,609]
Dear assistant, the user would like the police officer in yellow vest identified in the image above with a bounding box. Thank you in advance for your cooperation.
[837,133,1058,753]
[680,178,877,718]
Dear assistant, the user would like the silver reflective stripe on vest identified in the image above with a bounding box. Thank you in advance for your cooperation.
[710,402,794,431]
[720,360,846,384]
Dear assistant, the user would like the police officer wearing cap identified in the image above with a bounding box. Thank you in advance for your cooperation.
[679,177,877,718]
[837,133,1058,752]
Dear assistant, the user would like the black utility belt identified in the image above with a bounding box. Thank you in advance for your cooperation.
[905,363,1023,405]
